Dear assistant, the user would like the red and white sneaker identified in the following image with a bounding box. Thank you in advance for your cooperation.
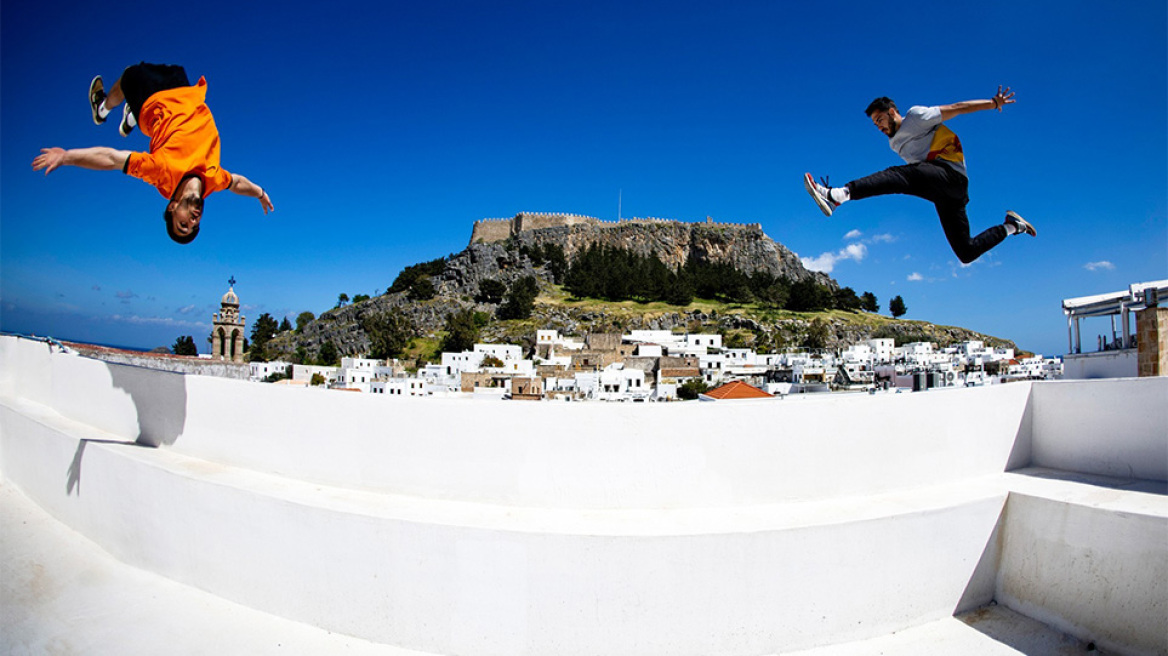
[803,172,838,217]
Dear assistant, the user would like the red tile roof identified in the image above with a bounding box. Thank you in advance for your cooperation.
[701,380,773,400]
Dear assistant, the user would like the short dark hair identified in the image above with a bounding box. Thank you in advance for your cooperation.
[865,97,897,116]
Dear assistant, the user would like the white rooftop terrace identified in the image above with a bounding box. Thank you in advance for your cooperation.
[1,335,1164,655]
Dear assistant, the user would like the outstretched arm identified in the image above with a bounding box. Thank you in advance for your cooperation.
[229,173,274,214]
[938,86,1015,121]
[32,147,132,175]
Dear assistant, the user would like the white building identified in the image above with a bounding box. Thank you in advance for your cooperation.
[441,350,484,378]
[250,360,292,382]
[635,343,663,358]
[687,333,722,351]
[340,357,380,371]
[371,378,433,397]
[475,343,523,363]
[537,330,585,351]
[292,364,340,386]
[625,330,675,347]
[336,367,375,392]
[597,364,649,402]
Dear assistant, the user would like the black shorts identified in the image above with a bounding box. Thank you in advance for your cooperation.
[119,62,190,118]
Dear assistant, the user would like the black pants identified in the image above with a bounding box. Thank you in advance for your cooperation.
[119,62,190,119]
[846,161,1007,264]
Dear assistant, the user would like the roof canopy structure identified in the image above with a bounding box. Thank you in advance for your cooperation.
[1062,280,1167,353]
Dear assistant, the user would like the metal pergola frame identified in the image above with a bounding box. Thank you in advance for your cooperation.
[1062,280,1167,354]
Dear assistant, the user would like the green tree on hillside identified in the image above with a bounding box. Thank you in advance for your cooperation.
[749,273,791,309]
[279,317,292,332]
[408,276,436,301]
[441,309,480,354]
[787,279,832,312]
[664,276,695,306]
[475,278,507,304]
[361,309,416,360]
[498,275,539,320]
[889,295,908,318]
[543,243,569,284]
[803,317,832,350]
[833,287,862,312]
[317,340,339,366]
[389,257,448,294]
[860,292,879,313]
[296,311,315,333]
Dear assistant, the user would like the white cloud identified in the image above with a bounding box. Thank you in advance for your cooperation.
[802,243,868,273]
[1085,260,1115,272]
[844,229,863,240]
[869,233,896,244]
[108,314,207,330]
[907,272,924,282]
[176,304,199,315]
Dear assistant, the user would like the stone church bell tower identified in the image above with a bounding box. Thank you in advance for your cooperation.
[211,277,246,363]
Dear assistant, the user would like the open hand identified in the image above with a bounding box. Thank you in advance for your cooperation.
[259,187,274,213]
[258,189,274,214]
[32,148,67,174]
[993,86,1015,111]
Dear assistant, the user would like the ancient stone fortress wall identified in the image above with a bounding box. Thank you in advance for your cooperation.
[470,212,764,245]
[469,216,516,244]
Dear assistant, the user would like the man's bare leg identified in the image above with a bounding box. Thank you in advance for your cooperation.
[105,77,125,108]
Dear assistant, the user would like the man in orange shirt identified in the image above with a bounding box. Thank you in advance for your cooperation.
[32,62,273,244]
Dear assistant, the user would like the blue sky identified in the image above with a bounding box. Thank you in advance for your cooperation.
[2,0,1165,356]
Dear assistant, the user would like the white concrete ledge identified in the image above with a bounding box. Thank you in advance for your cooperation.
[1,399,1008,654]
[1027,377,1168,481]
[2,336,1165,656]
[998,471,1168,656]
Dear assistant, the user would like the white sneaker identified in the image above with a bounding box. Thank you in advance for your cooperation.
[1005,211,1036,236]
[803,172,838,217]
[119,104,136,137]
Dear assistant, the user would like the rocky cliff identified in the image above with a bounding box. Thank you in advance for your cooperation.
[441,214,833,298]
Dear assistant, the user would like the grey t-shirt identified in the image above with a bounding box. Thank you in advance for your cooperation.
[890,105,967,178]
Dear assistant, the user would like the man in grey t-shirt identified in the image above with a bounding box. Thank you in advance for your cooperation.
[803,87,1035,264]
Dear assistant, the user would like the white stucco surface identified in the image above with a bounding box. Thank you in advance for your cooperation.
[1,336,1165,655]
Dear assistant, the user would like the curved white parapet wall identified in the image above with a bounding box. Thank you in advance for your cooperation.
[1,336,1165,655]
[0,336,1034,509]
